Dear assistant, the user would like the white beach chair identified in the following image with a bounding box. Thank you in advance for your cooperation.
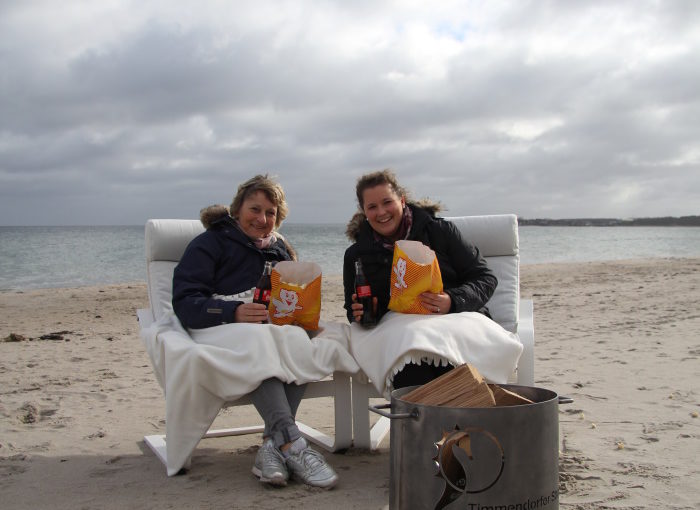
[137,219,353,475]
[351,214,535,449]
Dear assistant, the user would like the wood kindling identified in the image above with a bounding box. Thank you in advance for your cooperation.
[401,364,533,407]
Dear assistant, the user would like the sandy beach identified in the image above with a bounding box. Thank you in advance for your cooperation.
[1,258,699,509]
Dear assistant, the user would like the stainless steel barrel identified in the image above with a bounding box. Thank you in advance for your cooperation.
[371,385,571,510]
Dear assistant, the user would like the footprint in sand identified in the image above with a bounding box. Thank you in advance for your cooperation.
[0,459,29,477]
[39,408,56,419]
[614,461,672,480]
[558,449,599,494]
[643,421,684,434]
[18,403,39,424]
[97,369,118,379]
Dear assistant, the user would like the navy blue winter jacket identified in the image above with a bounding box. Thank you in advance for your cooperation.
[172,215,293,329]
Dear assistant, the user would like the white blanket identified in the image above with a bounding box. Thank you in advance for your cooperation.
[349,311,524,398]
[141,312,360,476]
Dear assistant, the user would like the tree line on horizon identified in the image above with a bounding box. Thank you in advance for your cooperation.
[518,215,700,227]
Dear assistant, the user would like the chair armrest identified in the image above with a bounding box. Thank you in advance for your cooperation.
[517,299,535,386]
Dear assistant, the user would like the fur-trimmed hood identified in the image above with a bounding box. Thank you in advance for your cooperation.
[345,199,443,241]
[199,204,231,229]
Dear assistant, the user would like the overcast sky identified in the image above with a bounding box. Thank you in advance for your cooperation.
[1,1,699,225]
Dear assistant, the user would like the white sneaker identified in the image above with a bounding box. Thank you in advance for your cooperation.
[284,437,339,489]
[252,438,288,486]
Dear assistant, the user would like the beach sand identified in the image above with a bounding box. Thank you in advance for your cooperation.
[1,258,699,509]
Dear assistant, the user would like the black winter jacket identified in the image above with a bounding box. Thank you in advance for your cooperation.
[343,203,497,323]
[172,214,293,329]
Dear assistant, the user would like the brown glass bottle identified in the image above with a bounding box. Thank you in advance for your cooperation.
[355,260,377,327]
[253,261,273,308]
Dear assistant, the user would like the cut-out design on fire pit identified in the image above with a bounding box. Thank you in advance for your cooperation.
[433,426,505,509]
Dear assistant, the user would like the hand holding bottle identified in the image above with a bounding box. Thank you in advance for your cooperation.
[251,261,273,323]
[235,302,270,323]
[351,294,378,325]
[253,261,273,307]
[354,259,377,327]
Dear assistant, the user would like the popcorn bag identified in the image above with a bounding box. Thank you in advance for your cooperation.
[388,240,443,314]
[269,261,322,330]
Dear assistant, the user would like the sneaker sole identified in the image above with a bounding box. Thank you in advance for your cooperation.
[251,466,288,487]
[291,473,339,489]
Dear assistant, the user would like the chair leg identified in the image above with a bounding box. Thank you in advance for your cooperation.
[351,378,390,450]
[298,372,352,452]
[333,372,353,450]
[144,434,168,467]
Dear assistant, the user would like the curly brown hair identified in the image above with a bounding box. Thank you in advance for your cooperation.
[355,168,409,209]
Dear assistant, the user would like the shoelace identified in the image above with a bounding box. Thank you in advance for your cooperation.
[296,447,325,469]
[261,443,284,466]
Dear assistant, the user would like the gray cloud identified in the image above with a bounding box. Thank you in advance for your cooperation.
[1,0,698,225]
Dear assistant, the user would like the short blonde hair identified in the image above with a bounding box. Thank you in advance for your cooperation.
[230,174,289,228]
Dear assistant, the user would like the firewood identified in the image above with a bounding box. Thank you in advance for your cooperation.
[402,364,496,407]
[488,384,534,406]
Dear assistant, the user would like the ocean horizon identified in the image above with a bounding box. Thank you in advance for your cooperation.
[2,223,700,291]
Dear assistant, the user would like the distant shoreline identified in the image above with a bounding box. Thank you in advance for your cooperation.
[2,217,700,228]
[518,215,700,227]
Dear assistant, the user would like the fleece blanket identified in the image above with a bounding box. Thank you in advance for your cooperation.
[141,311,360,476]
[349,311,524,398]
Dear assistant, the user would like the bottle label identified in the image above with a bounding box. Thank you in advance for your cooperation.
[356,284,372,298]
[254,288,271,303]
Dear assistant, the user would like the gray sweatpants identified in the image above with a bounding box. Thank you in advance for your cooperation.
[248,377,307,449]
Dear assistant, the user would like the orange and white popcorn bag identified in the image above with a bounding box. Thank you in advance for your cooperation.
[269,261,322,330]
[388,240,443,314]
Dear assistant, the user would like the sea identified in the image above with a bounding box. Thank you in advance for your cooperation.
[2,224,700,291]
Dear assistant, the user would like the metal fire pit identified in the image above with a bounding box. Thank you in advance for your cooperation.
[370,384,572,510]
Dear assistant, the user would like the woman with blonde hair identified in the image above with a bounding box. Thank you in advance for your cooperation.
[173,174,338,489]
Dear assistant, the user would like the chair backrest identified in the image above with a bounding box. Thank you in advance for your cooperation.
[445,214,519,333]
[143,215,520,332]
[144,219,205,321]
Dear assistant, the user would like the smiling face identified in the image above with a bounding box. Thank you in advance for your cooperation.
[361,183,406,240]
[235,190,277,239]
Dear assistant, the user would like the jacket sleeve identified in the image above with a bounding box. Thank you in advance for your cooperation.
[440,221,498,313]
[172,236,242,329]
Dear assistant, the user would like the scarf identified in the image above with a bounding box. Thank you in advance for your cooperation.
[372,206,413,250]
[234,220,277,250]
